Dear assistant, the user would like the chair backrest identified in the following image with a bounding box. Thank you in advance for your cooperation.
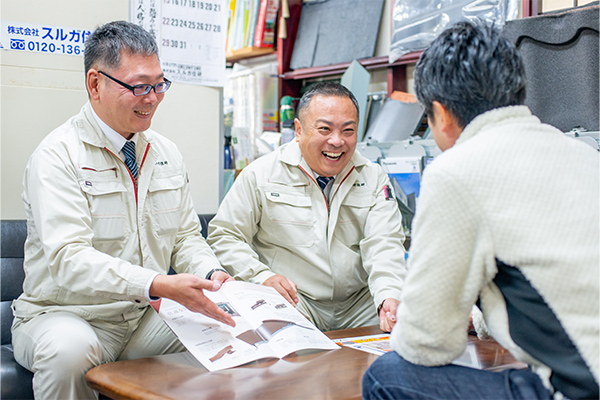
[1,220,27,345]
[504,4,599,133]
[198,214,215,239]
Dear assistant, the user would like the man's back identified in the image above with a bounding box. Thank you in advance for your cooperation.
[429,106,598,272]
[399,105,599,397]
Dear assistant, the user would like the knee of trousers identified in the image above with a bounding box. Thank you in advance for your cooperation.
[363,352,406,386]
[30,321,103,379]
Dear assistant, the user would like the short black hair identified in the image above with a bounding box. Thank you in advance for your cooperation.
[296,82,360,122]
[414,20,526,128]
[84,20,159,74]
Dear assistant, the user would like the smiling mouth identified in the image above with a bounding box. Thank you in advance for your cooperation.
[323,151,343,160]
[134,110,151,116]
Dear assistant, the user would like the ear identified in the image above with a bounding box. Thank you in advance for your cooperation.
[432,101,462,145]
[87,69,101,101]
[294,118,302,142]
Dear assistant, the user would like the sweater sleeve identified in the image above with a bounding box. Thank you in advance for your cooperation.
[391,165,495,366]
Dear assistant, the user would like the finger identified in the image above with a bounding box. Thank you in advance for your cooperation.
[387,315,397,331]
[191,276,221,292]
[275,283,296,305]
[380,317,394,333]
[285,277,297,291]
[210,271,231,286]
[386,311,396,322]
[200,301,236,327]
[379,318,390,333]
[388,301,399,315]
[282,278,299,303]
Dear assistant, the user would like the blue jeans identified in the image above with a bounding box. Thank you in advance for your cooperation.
[363,351,552,400]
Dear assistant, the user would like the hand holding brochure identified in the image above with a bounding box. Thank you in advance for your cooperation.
[155,281,339,371]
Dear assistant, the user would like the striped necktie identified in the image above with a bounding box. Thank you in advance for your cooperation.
[122,141,138,180]
[316,176,333,191]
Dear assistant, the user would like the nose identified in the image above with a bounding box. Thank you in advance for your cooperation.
[328,130,345,147]
[141,89,159,104]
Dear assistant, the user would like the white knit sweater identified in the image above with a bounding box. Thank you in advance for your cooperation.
[391,106,599,397]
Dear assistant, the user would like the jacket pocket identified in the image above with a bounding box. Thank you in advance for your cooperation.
[148,172,185,236]
[335,191,375,247]
[262,190,315,247]
[79,177,128,241]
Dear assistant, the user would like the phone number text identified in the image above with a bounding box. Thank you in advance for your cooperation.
[10,39,83,54]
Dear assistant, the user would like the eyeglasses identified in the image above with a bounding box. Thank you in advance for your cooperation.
[98,70,171,96]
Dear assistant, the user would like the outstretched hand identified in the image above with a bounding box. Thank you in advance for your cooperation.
[150,273,235,327]
[263,274,299,306]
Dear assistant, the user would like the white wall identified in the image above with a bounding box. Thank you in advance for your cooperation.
[1,0,222,219]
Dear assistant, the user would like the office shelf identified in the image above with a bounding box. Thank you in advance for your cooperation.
[226,46,275,63]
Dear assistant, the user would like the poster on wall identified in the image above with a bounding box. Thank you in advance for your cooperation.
[132,0,227,87]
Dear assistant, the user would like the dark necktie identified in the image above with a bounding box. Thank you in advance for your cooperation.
[316,176,333,191]
[122,141,138,180]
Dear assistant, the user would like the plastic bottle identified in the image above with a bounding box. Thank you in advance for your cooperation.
[223,135,233,170]
[279,96,295,131]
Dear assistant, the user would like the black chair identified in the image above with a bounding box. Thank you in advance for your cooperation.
[1,220,34,400]
[0,215,215,399]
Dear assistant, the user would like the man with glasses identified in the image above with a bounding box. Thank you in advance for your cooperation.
[12,20,234,399]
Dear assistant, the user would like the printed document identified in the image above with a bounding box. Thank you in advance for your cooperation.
[335,334,482,369]
[156,281,338,371]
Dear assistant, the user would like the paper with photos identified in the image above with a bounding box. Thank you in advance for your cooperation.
[157,281,338,371]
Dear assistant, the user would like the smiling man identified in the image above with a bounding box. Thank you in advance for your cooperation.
[12,21,234,399]
[208,82,407,332]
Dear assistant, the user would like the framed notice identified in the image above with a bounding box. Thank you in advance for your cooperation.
[131,0,227,87]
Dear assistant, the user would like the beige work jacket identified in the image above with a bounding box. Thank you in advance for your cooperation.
[13,103,221,322]
[208,141,406,317]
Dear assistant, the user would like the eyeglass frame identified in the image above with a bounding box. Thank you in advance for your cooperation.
[98,70,171,96]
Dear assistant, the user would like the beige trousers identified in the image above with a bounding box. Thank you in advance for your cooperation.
[294,287,380,332]
[12,307,184,400]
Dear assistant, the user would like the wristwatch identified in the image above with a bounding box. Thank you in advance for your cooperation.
[377,300,385,316]
[205,268,228,280]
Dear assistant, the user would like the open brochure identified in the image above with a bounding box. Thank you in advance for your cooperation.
[335,334,482,369]
[155,281,339,371]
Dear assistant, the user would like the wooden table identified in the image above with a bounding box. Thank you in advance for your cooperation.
[86,325,524,400]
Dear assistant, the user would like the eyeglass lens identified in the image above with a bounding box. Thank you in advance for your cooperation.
[132,81,171,96]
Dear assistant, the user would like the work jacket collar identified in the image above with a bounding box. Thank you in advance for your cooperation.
[456,105,532,146]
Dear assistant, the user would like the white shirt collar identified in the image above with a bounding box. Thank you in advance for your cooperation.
[90,106,138,152]
[308,168,336,200]
[307,167,336,182]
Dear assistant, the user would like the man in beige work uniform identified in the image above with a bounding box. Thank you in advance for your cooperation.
[12,21,234,399]
[208,82,407,333]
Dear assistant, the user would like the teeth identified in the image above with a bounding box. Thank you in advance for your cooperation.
[135,110,150,115]
[323,151,342,159]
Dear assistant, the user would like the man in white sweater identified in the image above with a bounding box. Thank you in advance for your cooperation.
[363,20,599,399]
